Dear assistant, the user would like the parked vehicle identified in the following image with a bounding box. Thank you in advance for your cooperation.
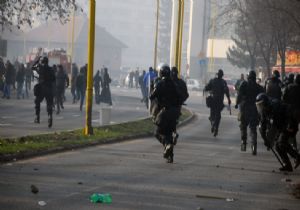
[186,79,203,91]
[224,79,237,96]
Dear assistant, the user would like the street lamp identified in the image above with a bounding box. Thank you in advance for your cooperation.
[153,0,160,69]
[84,0,96,135]
[170,0,184,75]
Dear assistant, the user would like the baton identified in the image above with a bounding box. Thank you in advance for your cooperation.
[228,104,232,115]
[270,147,284,167]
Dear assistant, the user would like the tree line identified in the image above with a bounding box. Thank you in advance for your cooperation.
[218,0,300,79]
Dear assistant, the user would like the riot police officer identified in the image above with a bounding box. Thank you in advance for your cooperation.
[282,74,300,150]
[256,93,300,171]
[150,64,180,163]
[264,70,282,100]
[204,69,231,137]
[170,66,189,145]
[32,56,56,128]
[235,71,264,155]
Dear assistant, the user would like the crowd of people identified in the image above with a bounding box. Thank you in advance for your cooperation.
[204,69,300,172]
[1,56,299,169]
[0,56,113,128]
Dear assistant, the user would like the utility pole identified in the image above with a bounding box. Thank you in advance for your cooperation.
[170,0,184,75]
[153,0,160,69]
[84,0,96,135]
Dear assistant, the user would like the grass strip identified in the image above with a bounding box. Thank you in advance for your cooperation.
[0,108,191,159]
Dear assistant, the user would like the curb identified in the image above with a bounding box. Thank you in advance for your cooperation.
[0,107,195,163]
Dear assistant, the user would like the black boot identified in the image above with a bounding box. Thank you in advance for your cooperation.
[34,115,40,123]
[241,142,246,152]
[294,155,300,169]
[173,132,179,146]
[213,128,218,137]
[48,116,53,128]
[279,164,293,172]
[164,144,173,160]
[251,144,257,155]
[167,152,174,163]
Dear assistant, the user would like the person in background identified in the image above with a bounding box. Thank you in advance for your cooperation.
[71,63,79,104]
[235,70,264,155]
[55,65,69,114]
[94,70,102,104]
[76,65,87,111]
[143,67,157,108]
[32,56,56,128]
[25,63,33,98]
[100,67,112,105]
[204,69,231,137]
[2,60,14,99]
[16,63,25,99]
[264,70,282,100]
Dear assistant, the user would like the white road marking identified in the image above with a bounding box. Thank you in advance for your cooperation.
[1,116,16,119]
[0,123,12,126]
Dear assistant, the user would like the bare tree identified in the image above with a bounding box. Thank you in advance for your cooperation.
[219,0,300,77]
[0,0,81,30]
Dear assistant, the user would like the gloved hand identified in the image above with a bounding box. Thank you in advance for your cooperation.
[228,99,231,105]
[234,104,238,109]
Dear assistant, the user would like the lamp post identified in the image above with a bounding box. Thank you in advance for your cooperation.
[84,0,96,135]
[170,0,184,75]
[153,0,160,69]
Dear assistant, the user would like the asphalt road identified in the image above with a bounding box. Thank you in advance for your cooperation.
[0,86,149,138]
[0,88,299,210]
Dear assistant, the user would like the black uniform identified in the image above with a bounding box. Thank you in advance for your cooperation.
[33,57,56,128]
[282,74,300,150]
[150,65,180,163]
[71,63,79,103]
[93,70,102,104]
[170,67,189,145]
[236,72,264,154]
[55,65,69,114]
[256,94,300,171]
[100,68,112,105]
[265,76,282,100]
[204,70,231,137]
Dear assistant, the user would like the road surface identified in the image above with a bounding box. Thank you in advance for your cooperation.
[0,88,299,209]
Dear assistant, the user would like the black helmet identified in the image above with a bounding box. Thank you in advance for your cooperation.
[41,56,48,65]
[247,70,256,81]
[255,93,270,116]
[295,74,300,85]
[217,69,224,78]
[171,66,178,78]
[272,70,280,79]
[287,74,294,83]
[157,63,170,78]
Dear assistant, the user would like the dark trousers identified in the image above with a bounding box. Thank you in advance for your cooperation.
[34,85,53,117]
[210,104,223,131]
[56,86,64,113]
[240,105,258,145]
[276,130,300,167]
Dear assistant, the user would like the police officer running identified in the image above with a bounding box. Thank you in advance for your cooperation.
[32,56,56,128]
[282,74,300,150]
[204,69,231,137]
[264,70,282,100]
[170,66,189,145]
[235,71,264,155]
[150,64,181,163]
[256,93,300,171]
